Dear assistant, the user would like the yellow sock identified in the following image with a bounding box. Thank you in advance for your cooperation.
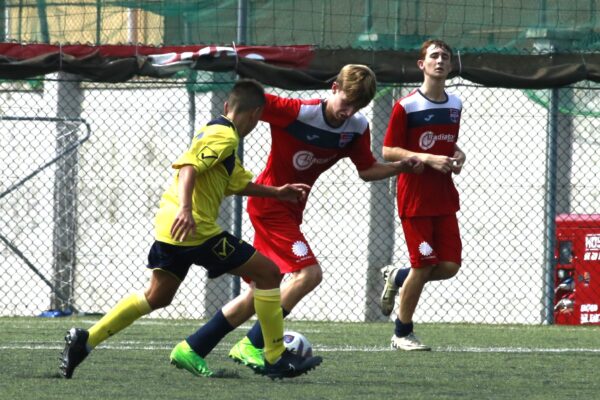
[253,288,285,364]
[87,293,152,348]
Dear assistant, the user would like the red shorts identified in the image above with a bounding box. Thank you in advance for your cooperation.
[250,213,317,274]
[401,214,462,268]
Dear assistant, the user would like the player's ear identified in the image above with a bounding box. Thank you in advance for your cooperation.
[331,81,339,93]
[251,106,264,120]
[223,101,230,115]
[417,59,424,70]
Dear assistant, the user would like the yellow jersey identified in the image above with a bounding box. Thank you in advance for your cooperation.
[154,116,253,246]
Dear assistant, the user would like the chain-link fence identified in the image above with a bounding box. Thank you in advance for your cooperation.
[1,73,599,324]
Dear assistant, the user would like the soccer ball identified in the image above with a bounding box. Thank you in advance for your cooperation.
[283,330,313,357]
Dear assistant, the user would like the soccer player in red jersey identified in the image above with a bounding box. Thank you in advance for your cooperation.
[379,40,466,350]
[174,64,423,373]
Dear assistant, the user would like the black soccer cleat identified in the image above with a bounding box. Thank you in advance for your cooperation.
[264,349,322,380]
[59,327,90,379]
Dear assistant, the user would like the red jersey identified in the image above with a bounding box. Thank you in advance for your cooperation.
[383,89,462,217]
[248,93,377,221]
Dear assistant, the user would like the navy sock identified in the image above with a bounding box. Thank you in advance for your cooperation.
[394,318,413,338]
[186,309,234,358]
[247,307,290,348]
[394,268,410,287]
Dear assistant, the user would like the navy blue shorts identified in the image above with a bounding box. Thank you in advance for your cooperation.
[147,231,256,281]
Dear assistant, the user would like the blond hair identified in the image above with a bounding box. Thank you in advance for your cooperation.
[334,64,376,109]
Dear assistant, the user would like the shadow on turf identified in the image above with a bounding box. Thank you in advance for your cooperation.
[209,369,241,379]
[45,369,318,383]
[44,370,241,380]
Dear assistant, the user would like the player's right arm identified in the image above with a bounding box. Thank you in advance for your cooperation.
[170,164,196,242]
[260,93,302,126]
[168,124,238,242]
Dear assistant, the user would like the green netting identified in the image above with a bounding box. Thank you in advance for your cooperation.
[3,0,600,52]
[524,82,600,117]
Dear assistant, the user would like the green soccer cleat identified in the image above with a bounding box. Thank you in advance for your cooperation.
[170,340,213,377]
[228,337,265,374]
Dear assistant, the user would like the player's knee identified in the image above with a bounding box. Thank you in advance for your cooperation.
[309,268,323,288]
[265,268,283,288]
[449,264,460,278]
[254,263,283,289]
[419,264,435,280]
[442,262,461,279]
[145,292,173,310]
[295,265,322,291]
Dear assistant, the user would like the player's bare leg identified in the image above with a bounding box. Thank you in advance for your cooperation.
[391,266,433,351]
[280,264,323,310]
[426,261,460,282]
[221,287,256,326]
[144,270,183,309]
[398,266,431,323]
[382,261,459,316]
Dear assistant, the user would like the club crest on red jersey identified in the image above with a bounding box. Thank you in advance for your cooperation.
[449,109,460,123]
[339,132,353,148]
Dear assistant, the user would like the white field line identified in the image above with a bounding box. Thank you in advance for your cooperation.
[13,318,599,333]
[7,319,324,332]
[2,342,600,353]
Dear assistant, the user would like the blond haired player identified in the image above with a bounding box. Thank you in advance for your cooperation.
[175,64,423,374]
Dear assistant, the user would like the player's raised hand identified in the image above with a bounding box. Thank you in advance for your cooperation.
[170,207,196,242]
[276,183,311,203]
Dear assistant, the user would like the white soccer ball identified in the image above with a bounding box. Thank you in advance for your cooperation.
[283,330,313,357]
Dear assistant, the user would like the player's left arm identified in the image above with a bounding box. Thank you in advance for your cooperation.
[451,144,466,175]
[225,153,309,202]
[237,182,311,203]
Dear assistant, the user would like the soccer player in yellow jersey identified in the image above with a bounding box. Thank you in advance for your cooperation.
[59,79,322,380]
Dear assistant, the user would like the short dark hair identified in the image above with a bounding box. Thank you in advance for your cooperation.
[227,79,265,113]
[419,39,453,60]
